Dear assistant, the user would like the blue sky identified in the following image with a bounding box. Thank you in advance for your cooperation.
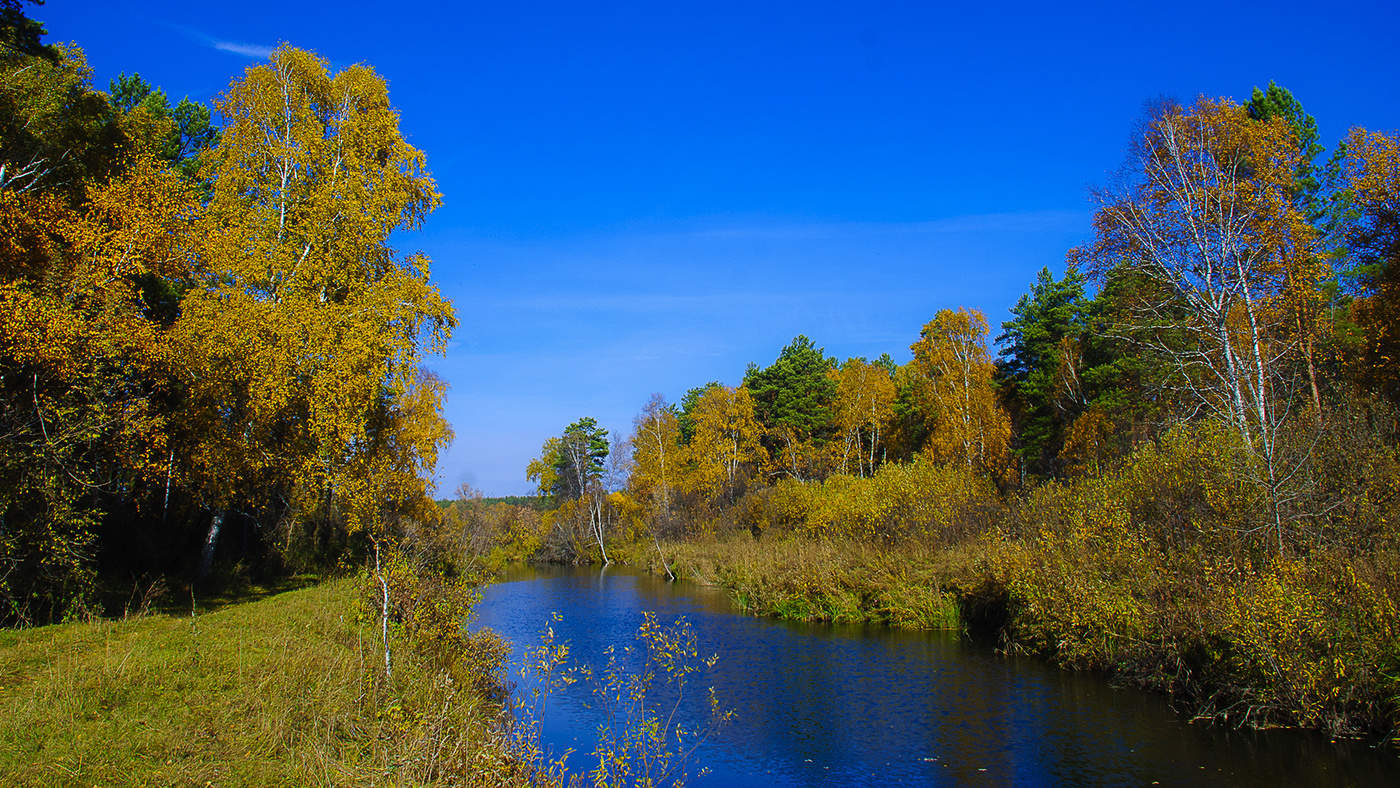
[36,1,1400,495]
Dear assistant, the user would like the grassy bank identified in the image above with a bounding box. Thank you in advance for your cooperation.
[659,535,965,630]
[0,578,519,786]
[654,529,1400,747]
[625,434,1400,747]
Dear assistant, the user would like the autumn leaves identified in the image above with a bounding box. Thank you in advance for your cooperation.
[0,45,452,621]
[617,314,1010,524]
[185,47,453,535]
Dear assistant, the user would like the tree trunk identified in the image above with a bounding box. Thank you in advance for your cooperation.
[652,526,675,581]
[198,510,225,581]
[1303,329,1322,425]
[373,538,392,680]
[591,493,610,565]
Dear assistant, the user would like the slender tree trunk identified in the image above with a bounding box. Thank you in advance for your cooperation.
[162,449,174,525]
[1302,326,1322,425]
[372,538,392,680]
[1219,320,1251,443]
[592,492,610,565]
[652,526,674,581]
[199,510,225,581]
[655,426,670,512]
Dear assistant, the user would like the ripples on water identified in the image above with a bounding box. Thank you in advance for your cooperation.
[473,566,1397,787]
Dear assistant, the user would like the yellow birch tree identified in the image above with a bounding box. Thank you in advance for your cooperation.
[173,47,455,567]
[629,394,680,516]
[834,358,896,477]
[683,385,762,505]
[908,308,1012,483]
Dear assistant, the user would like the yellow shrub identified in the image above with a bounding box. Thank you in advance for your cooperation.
[796,460,1001,543]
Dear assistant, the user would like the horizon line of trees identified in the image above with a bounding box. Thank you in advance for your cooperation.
[522,82,1400,562]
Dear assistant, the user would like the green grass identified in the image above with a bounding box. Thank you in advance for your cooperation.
[660,534,968,630]
[0,578,505,786]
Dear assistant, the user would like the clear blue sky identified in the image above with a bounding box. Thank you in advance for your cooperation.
[36,1,1400,495]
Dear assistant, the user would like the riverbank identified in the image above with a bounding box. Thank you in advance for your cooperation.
[656,535,966,630]
[457,422,1400,750]
[633,530,1400,749]
[0,578,521,785]
[480,563,1400,786]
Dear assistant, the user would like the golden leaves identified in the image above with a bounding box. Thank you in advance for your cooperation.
[833,358,895,477]
[908,308,1012,483]
[683,385,762,503]
[163,47,455,530]
[628,397,680,513]
[201,46,441,303]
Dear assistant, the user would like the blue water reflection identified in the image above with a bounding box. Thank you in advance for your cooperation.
[474,565,1396,787]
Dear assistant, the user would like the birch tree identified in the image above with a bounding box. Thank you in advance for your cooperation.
[175,46,454,569]
[1082,96,1326,551]
[630,394,680,515]
[833,358,895,477]
[528,418,611,562]
[908,308,1012,484]
[684,385,762,504]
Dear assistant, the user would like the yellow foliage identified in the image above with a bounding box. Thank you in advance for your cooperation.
[908,308,1012,484]
[1342,128,1400,402]
[681,385,762,504]
[628,396,680,516]
[833,358,895,477]
[173,47,454,534]
[1059,405,1116,478]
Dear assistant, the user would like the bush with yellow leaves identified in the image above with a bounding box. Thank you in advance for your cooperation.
[982,421,1400,740]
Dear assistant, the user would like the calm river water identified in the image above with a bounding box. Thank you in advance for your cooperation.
[473,565,1396,787]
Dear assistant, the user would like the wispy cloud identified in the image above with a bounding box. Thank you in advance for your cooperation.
[164,22,277,60]
[211,39,276,59]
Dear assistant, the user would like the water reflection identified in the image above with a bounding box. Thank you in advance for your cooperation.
[474,566,1396,786]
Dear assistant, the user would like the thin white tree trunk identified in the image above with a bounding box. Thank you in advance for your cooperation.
[199,510,225,581]
[373,538,392,680]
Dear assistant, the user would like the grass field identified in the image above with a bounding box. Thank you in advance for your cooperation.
[0,578,509,786]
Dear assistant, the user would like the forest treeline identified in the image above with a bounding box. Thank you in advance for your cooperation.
[1,7,455,623]
[450,86,1400,741]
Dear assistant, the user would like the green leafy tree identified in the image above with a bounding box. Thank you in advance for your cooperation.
[884,362,929,462]
[743,335,837,479]
[744,335,838,437]
[527,417,613,563]
[1247,82,1332,417]
[108,72,220,176]
[1247,82,1325,222]
[529,417,610,502]
[995,266,1090,478]
[109,72,160,114]
[1057,263,1184,473]
[677,381,721,444]
[0,0,55,62]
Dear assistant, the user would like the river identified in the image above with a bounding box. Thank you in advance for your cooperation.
[473,565,1396,786]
